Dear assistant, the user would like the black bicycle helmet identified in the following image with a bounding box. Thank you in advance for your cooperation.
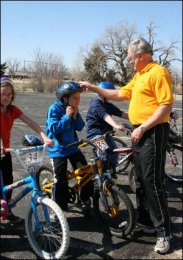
[56,82,82,100]
[22,135,43,146]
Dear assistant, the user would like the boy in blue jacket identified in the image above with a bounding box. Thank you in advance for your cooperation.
[45,82,93,214]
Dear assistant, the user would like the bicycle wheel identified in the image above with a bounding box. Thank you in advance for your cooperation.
[25,197,70,259]
[36,166,53,196]
[113,136,131,173]
[165,144,183,183]
[128,165,136,193]
[93,185,135,238]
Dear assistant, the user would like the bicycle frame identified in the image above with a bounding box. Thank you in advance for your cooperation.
[41,134,118,209]
[0,145,50,227]
[113,147,133,165]
[42,159,102,195]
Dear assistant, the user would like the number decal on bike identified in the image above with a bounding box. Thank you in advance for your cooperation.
[26,151,39,164]
[92,137,109,151]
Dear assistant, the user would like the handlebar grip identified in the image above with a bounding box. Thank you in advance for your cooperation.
[105,130,115,137]
[67,139,83,148]
[121,122,133,131]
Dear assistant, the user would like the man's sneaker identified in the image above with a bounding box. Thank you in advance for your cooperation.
[134,223,155,234]
[154,237,170,254]
[7,212,23,223]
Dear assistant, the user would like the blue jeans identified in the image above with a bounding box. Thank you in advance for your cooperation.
[91,135,118,168]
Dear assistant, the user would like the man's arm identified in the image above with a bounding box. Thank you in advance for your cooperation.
[19,113,54,146]
[131,104,172,143]
[79,81,125,101]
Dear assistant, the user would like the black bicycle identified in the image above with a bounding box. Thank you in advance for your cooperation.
[113,115,182,193]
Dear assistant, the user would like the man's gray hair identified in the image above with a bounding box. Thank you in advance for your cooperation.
[128,38,153,55]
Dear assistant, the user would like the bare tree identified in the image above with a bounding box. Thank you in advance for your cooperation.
[82,20,182,85]
[6,58,21,77]
[25,49,69,92]
[145,21,182,69]
[101,21,137,84]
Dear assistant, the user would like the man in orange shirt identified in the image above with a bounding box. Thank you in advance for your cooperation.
[79,38,173,254]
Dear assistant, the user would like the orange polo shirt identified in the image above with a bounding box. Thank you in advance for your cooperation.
[120,61,173,125]
[0,105,23,148]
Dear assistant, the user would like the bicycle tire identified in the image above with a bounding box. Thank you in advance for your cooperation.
[128,166,136,193]
[25,197,70,259]
[37,166,77,203]
[93,185,135,238]
[113,136,131,173]
[36,165,53,195]
[165,144,183,183]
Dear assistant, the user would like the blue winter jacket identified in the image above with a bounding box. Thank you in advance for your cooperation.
[45,100,85,157]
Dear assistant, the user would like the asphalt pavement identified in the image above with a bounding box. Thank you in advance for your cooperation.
[0,92,182,259]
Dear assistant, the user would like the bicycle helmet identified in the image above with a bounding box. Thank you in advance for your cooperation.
[0,75,14,86]
[98,81,115,90]
[56,82,82,100]
[22,135,43,146]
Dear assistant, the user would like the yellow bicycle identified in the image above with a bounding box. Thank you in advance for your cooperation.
[36,132,135,238]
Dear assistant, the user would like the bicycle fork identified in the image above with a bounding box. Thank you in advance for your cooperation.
[94,174,110,212]
[95,174,120,217]
[31,193,50,231]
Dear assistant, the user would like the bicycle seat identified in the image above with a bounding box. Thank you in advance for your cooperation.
[168,130,182,144]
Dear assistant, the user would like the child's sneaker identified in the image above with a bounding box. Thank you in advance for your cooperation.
[154,237,170,254]
[81,199,91,217]
[134,223,155,234]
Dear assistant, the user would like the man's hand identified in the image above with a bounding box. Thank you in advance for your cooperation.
[79,81,95,91]
[131,126,145,143]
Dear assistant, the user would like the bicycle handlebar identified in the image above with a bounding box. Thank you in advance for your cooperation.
[5,143,47,153]
[120,123,133,136]
[170,110,179,121]
[67,130,115,149]
[67,140,84,148]
[5,144,48,171]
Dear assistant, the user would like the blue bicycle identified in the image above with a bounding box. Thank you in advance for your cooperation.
[0,139,70,259]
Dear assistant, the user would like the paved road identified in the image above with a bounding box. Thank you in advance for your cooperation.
[1,92,182,259]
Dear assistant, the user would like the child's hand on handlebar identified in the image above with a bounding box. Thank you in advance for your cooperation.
[115,124,126,131]
[43,137,54,147]
[1,146,6,157]
[170,110,179,120]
